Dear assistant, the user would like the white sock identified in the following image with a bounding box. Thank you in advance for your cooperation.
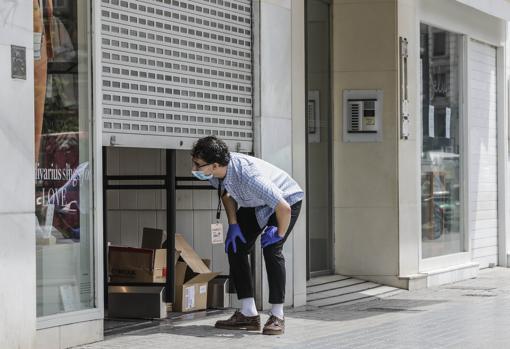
[271,303,284,320]
[240,297,258,317]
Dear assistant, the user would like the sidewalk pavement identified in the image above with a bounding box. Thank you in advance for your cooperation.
[78,267,510,349]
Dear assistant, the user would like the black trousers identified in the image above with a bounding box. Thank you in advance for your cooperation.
[228,201,302,304]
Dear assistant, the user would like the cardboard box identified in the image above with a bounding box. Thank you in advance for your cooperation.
[174,234,219,312]
[108,285,167,319]
[108,246,167,283]
[109,228,172,283]
[108,229,219,312]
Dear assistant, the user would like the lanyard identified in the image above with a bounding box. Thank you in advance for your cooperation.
[216,179,224,221]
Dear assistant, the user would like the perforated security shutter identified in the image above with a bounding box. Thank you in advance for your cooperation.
[100,0,253,151]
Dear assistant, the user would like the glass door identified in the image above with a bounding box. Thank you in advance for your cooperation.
[306,0,333,277]
[420,24,465,259]
[35,0,95,317]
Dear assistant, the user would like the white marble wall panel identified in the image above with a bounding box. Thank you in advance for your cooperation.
[0,1,36,348]
[0,48,35,213]
[59,320,103,349]
[35,326,59,349]
[260,117,293,174]
[260,1,292,120]
[35,319,103,349]
[255,0,304,308]
[0,213,36,349]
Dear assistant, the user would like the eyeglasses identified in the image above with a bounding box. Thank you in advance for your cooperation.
[192,160,212,169]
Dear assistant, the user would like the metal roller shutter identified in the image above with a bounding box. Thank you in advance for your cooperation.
[469,39,498,268]
[100,0,253,151]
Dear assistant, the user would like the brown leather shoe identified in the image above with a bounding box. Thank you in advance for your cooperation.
[262,314,285,335]
[214,311,261,331]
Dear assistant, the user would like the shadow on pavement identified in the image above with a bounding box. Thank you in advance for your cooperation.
[286,298,447,322]
[129,324,262,339]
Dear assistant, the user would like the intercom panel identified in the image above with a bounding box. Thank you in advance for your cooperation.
[343,90,383,143]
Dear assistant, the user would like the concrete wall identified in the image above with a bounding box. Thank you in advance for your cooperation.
[331,0,401,285]
[0,1,36,348]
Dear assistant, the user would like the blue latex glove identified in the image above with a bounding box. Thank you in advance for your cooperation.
[261,226,283,248]
[225,224,247,253]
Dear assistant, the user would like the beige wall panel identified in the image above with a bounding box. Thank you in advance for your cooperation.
[334,207,399,275]
[332,1,398,73]
[331,0,399,277]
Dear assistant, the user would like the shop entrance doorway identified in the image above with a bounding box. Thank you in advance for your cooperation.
[305,0,334,278]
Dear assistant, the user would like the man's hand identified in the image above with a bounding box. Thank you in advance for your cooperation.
[225,224,247,253]
[261,226,283,248]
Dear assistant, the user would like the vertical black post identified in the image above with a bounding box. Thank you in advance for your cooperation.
[165,149,176,303]
[102,146,109,309]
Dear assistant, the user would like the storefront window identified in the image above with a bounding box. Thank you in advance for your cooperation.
[420,24,464,258]
[34,0,94,317]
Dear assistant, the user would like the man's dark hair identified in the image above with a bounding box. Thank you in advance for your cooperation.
[191,136,231,166]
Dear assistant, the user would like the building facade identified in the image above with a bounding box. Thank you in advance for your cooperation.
[0,0,509,348]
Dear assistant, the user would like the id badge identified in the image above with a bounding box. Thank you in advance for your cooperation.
[211,223,224,244]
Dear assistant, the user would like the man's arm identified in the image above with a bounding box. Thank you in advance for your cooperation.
[244,171,291,237]
[274,199,291,237]
[221,193,238,224]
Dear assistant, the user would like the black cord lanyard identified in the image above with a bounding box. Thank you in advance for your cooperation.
[216,179,224,221]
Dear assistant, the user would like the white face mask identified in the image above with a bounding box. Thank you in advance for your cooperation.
[191,170,213,181]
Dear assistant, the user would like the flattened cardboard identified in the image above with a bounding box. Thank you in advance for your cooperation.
[188,272,218,285]
[175,234,210,274]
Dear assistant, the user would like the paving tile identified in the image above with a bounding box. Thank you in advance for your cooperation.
[77,268,510,349]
